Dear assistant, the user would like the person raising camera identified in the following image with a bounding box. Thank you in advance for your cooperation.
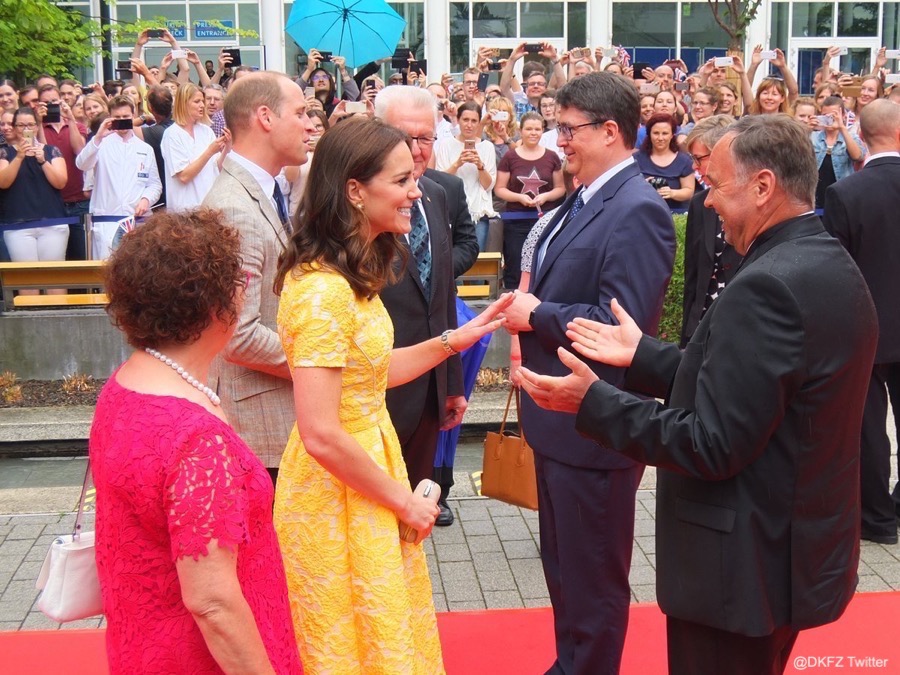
[811,96,864,209]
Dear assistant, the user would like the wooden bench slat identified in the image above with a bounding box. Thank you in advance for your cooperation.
[456,285,492,298]
[13,293,108,308]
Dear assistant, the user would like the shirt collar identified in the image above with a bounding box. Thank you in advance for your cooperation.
[580,156,635,205]
[229,151,276,200]
[865,151,900,165]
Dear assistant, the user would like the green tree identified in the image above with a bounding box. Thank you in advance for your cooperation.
[0,0,99,83]
[707,0,764,53]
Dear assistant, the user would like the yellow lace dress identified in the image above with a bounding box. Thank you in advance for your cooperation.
[274,267,444,675]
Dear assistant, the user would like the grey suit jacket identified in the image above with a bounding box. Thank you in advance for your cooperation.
[203,157,294,467]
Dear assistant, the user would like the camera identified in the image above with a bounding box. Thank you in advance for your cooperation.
[110,118,134,131]
[318,51,333,62]
[524,43,542,54]
[116,60,133,72]
[674,82,691,92]
[146,29,165,39]
[488,60,502,71]
[44,103,61,124]
[648,176,668,190]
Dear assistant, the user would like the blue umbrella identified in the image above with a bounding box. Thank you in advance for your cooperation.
[285,0,407,69]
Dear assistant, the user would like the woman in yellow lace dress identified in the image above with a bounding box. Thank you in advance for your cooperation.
[273,118,511,674]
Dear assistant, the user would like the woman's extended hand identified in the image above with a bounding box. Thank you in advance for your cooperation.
[447,292,514,354]
[565,298,642,368]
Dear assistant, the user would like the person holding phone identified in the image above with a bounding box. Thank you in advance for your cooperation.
[811,96,864,209]
[161,83,228,212]
[433,101,497,252]
[75,95,162,259]
[295,49,360,116]
[0,107,69,269]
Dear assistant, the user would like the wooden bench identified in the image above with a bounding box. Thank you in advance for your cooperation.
[456,252,502,300]
[0,261,107,310]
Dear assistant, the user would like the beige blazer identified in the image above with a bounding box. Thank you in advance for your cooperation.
[203,158,295,468]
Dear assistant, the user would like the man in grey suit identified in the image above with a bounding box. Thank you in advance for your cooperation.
[203,72,315,485]
[520,115,877,674]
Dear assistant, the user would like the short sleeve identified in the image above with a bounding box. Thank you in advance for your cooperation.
[46,144,63,161]
[549,151,562,172]
[676,152,694,178]
[497,150,512,173]
[0,146,10,162]
[165,426,251,561]
[279,271,357,368]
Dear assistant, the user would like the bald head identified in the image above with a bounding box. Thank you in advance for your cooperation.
[859,98,900,154]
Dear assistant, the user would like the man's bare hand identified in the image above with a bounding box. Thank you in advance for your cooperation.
[565,298,642,368]
[518,347,598,414]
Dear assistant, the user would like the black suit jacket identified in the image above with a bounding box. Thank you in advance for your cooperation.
[381,175,463,443]
[424,168,479,278]
[823,155,900,363]
[680,188,742,347]
[575,215,877,636]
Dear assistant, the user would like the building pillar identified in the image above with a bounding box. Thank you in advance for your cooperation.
[588,0,612,51]
[425,0,451,77]
[261,0,286,73]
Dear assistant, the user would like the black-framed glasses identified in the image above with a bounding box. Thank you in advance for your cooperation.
[689,152,711,165]
[409,134,437,147]
[557,120,601,141]
[14,123,37,129]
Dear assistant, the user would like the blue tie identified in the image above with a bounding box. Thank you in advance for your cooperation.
[408,200,432,298]
[565,189,585,225]
[272,182,290,234]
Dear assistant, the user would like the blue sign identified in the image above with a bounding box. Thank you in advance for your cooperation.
[166,21,186,40]
[193,20,234,40]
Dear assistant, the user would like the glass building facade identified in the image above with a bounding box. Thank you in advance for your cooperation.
[55,0,898,94]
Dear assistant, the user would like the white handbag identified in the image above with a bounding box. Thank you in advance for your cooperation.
[34,460,104,622]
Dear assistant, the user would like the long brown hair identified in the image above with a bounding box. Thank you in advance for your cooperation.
[275,118,411,299]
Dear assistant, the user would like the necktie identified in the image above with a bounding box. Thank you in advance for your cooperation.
[408,200,432,298]
[702,221,727,315]
[542,188,585,255]
[272,182,290,234]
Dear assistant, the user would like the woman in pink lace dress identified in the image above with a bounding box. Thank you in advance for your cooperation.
[89,209,302,674]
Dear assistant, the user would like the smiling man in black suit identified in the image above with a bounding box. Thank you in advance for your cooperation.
[824,98,900,544]
[520,115,878,675]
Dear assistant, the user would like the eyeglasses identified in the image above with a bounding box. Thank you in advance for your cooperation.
[14,123,37,129]
[692,100,712,107]
[689,152,711,165]
[409,134,437,147]
[526,80,547,88]
[311,75,330,83]
[557,120,600,141]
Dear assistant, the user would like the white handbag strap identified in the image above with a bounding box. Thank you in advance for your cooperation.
[73,458,92,541]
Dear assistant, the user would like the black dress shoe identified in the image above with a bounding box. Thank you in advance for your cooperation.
[861,529,898,545]
[436,499,454,526]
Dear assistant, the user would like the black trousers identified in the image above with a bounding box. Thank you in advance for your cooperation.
[861,363,900,535]
[666,617,799,675]
[502,217,537,290]
[535,454,643,675]
[400,381,440,489]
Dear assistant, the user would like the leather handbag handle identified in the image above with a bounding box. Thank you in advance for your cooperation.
[72,458,92,541]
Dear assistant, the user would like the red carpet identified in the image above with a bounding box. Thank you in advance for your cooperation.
[2,593,897,674]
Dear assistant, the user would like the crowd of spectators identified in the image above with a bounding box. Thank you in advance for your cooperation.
[0,30,897,286]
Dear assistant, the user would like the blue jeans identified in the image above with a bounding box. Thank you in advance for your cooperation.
[475,216,490,252]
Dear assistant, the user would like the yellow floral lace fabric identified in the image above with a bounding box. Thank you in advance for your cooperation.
[275,268,444,674]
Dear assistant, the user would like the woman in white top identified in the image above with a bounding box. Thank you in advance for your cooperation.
[161,83,228,212]
[431,101,497,251]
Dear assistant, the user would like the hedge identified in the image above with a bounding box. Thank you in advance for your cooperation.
[657,212,686,344]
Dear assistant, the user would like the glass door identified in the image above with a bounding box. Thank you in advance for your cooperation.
[789,38,880,94]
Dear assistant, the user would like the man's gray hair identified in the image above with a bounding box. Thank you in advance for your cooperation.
[725,114,817,206]
[374,85,438,123]
[684,114,736,152]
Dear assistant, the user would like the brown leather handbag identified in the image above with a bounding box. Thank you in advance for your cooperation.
[481,387,539,510]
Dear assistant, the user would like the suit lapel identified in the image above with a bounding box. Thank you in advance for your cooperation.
[222,158,287,249]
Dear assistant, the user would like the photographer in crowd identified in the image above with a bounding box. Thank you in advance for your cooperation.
[75,95,162,259]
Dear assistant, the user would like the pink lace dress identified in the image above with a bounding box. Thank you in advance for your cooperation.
[89,375,302,674]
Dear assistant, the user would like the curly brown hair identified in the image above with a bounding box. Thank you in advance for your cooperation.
[105,209,244,349]
[275,117,410,299]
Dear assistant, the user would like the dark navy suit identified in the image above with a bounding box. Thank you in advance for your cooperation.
[519,160,675,674]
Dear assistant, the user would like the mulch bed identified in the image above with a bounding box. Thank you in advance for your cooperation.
[0,379,105,408]
[0,367,511,409]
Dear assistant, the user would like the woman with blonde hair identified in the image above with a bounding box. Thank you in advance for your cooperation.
[161,82,228,212]
[482,95,519,164]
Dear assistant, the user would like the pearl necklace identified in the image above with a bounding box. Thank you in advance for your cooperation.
[145,348,221,406]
